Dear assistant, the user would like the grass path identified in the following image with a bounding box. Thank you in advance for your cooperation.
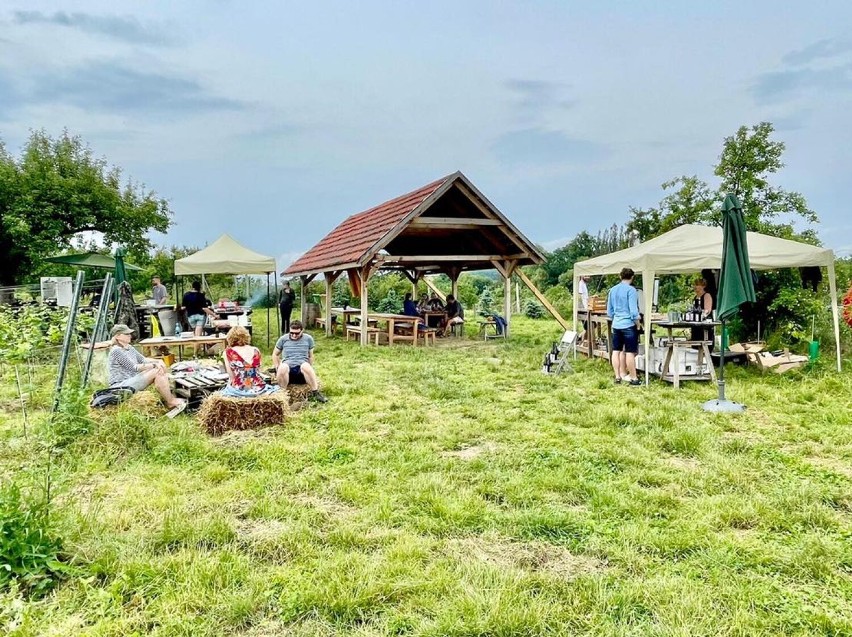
[1,317,851,635]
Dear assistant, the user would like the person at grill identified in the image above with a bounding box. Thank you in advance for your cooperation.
[272,320,328,403]
[107,324,185,411]
[690,278,715,350]
[181,280,216,336]
[221,326,278,397]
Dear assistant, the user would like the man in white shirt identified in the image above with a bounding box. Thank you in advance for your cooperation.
[578,276,590,310]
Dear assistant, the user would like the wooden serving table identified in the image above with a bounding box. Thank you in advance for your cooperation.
[577,310,612,359]
[138,334,227,360]
[651,320,719,388]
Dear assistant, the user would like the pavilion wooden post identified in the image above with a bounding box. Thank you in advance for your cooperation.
[492,260,517,337]
[359,266,372,346]
[324,271,341,337]
[516,268,571,331]
[300,275,308,324]
[448,267,461,299]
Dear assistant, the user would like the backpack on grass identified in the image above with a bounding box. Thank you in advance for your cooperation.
[90,387,135,409]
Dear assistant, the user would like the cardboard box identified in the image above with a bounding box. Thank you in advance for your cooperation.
[728,341,765,354]
[752,350,808,374]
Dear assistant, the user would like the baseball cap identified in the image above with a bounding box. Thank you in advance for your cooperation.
[110,324,134,337]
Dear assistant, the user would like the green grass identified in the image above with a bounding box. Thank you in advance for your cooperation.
[1,314,851,636]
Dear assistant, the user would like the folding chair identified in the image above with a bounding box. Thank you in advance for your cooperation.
[552,330,578,374]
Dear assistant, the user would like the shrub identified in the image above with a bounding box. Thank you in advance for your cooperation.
[524,300,545,319]
[0,483,66,597]
[479,287,495,313]
[376,289,401,314]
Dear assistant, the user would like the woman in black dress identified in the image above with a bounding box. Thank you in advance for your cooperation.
[278,281,296,334]
[690,278,714,350]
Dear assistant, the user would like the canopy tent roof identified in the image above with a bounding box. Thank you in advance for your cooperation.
[574,224,834,276]
[44,252,143,271]
[283,171,544,277]
[174,234,276,275]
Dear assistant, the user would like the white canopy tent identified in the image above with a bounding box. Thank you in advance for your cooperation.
[573,224,842,374]
[174,234,278,346]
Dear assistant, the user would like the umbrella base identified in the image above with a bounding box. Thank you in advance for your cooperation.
[702,398,746,413]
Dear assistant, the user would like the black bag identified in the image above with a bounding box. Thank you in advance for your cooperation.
[90,387,135,409]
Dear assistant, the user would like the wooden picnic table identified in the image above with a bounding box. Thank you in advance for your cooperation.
[421,310,445,328]
[138,334,227,360]
[368,313,421,346]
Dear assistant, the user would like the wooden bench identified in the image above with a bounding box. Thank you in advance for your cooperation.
[418,327,437,346]
[345,324,381,345]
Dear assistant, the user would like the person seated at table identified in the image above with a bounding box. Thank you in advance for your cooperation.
[416,293,431,314]
[403,292,420,317]
[107,324,186,412]
[427,292,445,311]
[272,320,328,403]
[221,326,279,397]
[439,295,464,334]
[181,281,217,336]
[690,278,715,351]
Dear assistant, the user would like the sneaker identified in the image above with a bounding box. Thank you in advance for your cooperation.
[628,378,642,386]
[614,377,622,384]
[309,390,328,403]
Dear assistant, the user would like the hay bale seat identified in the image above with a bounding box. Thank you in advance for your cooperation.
[199,391,290,436]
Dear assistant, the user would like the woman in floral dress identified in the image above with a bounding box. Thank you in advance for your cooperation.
[221,326,279,397]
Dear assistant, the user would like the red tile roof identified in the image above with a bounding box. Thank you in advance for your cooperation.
[283,174,453,275]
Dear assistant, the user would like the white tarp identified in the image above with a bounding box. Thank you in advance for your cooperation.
[174,234,276,275]
[573,224,841,373]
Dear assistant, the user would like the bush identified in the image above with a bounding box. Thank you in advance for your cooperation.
[544,286,572,319]
[0,483,66,597]
[524,300,545,319]
[376,289,401,314]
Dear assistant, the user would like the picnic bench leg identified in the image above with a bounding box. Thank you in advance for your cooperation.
[388,319,395,346]
[672,344,681,389]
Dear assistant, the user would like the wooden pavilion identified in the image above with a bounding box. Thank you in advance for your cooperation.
[282,171,565,344]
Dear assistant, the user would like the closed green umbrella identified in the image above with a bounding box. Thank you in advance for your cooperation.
[717,194,756,319]
[704,194,756,413]
[114,247,129,286]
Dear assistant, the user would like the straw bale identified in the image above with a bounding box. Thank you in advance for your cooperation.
[199,391,290,436]
[88,387,165,421]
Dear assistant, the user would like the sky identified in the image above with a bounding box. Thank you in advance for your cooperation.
[1,0,851,270]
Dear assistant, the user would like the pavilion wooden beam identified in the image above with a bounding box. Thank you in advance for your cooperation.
[376,254,528,263]
[409,217,502,229]
[422,276,446,302]
[358,265,374,346]
[516,268,570,331]
[454,181,536,257]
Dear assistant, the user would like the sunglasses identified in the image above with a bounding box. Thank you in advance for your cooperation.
[289,330,302,336]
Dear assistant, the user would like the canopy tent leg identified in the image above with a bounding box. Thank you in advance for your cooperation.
[828,261,842,372]
[572,273,579,359]
[643,269,655,386]
[515,268,570,331]
[274,271,280,337]
[266,273,270,349]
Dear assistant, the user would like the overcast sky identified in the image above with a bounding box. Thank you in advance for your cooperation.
[1,0,850,269]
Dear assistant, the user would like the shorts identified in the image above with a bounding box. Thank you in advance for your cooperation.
[612,326,639,354]
[111,372,150,393]
[284,364,306,385]
[188,314,207,328]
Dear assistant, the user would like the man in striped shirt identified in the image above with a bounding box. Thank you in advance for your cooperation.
[108,324,185,410]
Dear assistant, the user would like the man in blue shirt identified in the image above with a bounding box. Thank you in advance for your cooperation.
[607,268,642,386]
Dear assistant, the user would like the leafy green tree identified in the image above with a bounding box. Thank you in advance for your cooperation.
[0,130,171,287]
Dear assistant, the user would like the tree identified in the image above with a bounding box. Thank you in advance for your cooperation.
[0,130,171,287]
[627,122,818,241]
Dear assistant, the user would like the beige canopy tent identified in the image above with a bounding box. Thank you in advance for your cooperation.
[573,224,842,374]
[174,234,276,275]
[174,234,278,346]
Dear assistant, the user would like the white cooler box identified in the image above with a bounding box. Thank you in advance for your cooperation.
[637,346,709,376]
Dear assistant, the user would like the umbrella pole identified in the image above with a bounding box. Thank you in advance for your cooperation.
[703,318,745,412]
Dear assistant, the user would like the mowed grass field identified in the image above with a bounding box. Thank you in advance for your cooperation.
[1,315,851,636]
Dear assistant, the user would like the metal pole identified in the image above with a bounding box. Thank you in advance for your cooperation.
[266,273,271,349]
[82,274,113,387]
[53,270,85,413]
[274,271,280,336]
